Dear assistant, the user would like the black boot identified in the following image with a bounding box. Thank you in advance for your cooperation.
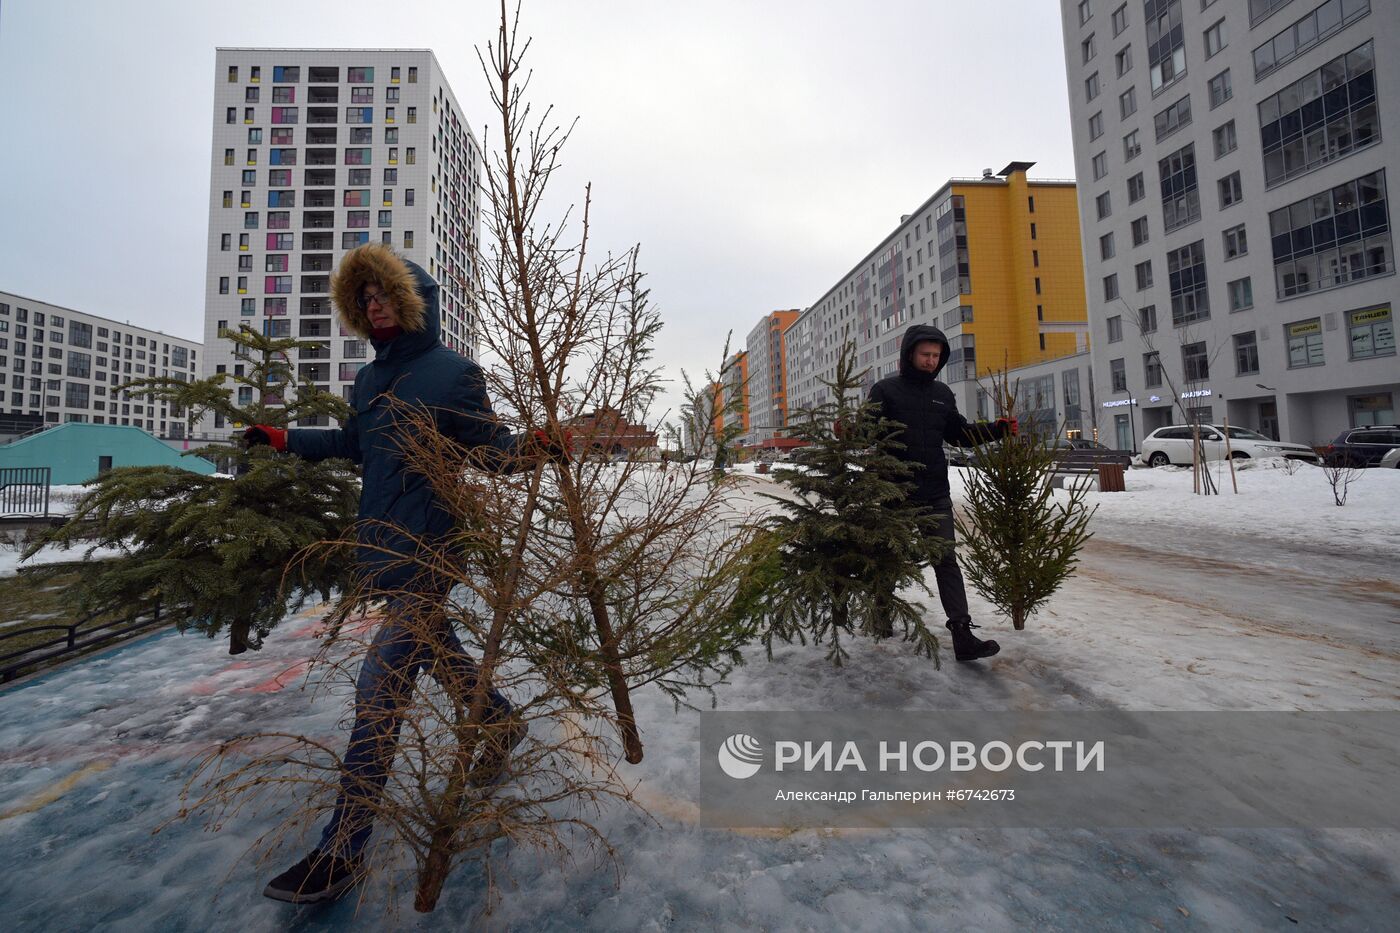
[263,849,363,904]
[946,620,1000,662]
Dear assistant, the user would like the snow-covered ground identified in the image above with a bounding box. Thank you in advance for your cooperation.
[0,463,1396,930]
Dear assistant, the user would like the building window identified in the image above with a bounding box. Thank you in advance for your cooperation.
[1286,318,1325,367]
[1228,277,1254,311]
[1111,3,1128,35]
[405,147,415,164]
[1168,240,1210,326]
[343,339,367,359]
[265,276,292,294]
[1096,191,1112,220]
[1079,0,1091,25]
[1182,341,1209,381]
[228,66,238,83]
[1270,170,1392,299]
[385,127,398,144]
[1135,259,1154,290]
[1253,0,1372,81]
[346,106,373,124]
[408,66,418,83]
[1259,41,1379,189]
[245,86,259,103]
[378,210,392,227]
[1085,71,1101,102]
[1103,273,1120,301]
[343,189,371,207]
[1082,33,1097,63]
[343,231,369,249]
[265,254,289,272]
[1093,151,1109,180]
[1147,0,1187,92]
[219,277,229,295]
[347,210,370,228]
[347,66,374,83]
[1348,392,1394,426]
[244,212,259,229]
[1110,358,1127,392]
[1131,215,1150,246]
[1123,130,1141,161]
[1223,223,1248,260]
[1159,143,1200,233]
[224,148,235,166]
[272,86,295,104]
[273,65,300,82]
[1153,95,1192,142]
[1088,111,1104,140]
[240,298,256,316]
[1100,232,1116,260]
[407,106,417,123]
[264,297,288,316]
[248,127,263,144]
[1127,172,1145,203]
[270,106,298,124]
[1218,171,1243,208]
[404,188,415,206]
[1139,304,1158,333]
[1213,120,1238,159]
[1348,305,1394,359]
[221,233,231,252]
[269,148,297,166]
[1144,351,1163,387]
[404,230,414,249]
[1119,86,1137,119]
[351,86,374,103]
[1107,315,1123,343]
[1234,331,1260,375]
[267,233,293,250]
[1203,19,1227,58]
[391,66,401,84]
[1208,69,1232,109]
[271,127,293,145]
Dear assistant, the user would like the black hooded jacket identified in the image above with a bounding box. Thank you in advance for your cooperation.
[867,324,1007,504]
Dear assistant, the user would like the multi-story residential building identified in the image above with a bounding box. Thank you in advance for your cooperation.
[1061,0,1397,450]
[205,49,481,432]
[721,350,750,440]
[785,163,1090,427]
[743,309,801,445]
[0,291,202,437]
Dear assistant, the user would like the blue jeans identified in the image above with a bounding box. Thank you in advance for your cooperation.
[318,597,510,858]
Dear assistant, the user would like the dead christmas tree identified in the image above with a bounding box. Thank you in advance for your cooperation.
[24,326,358,653]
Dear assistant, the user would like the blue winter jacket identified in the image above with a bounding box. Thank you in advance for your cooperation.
[287,245,520,592]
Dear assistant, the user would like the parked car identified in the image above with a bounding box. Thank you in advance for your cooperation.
[1322,425,1400,468]
[1138,425,1321,467]
[1380,447,1400,469]
[1051,436,1111,451]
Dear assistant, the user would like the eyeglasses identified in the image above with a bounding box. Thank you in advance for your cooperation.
[356,290,387,311]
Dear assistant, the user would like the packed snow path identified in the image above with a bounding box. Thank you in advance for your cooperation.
[1,464,1397,930]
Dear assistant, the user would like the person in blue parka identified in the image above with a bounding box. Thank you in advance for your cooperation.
[245,243,543,904]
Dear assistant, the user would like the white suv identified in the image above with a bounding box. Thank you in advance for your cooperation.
[1139,425,1321,467]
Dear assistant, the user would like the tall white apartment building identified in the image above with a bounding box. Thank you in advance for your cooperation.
[1061,0,1397,450]
[0,291,202,437]
[205,49,481,430]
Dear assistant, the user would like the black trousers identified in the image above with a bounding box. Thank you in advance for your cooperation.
[922,499,972,626]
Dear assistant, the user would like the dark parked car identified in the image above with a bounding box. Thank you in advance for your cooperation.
[1323,425,1400,467]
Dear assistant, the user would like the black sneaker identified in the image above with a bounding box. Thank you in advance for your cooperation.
[469,713,528,789]
[262,849,362,904]
[947,620,1000,663]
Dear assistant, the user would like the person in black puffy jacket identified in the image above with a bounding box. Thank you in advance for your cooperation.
[868,324,1016,663]
[249,244,544,904]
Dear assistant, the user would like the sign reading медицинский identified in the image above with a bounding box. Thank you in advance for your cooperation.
[699,711,1400,830]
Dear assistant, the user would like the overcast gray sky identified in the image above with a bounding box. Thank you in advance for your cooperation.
[0,0,1076,422]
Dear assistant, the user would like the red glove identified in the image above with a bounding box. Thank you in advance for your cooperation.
[996,417,1019,437]
[244,424,287,451]
[532,429,573,462]
[833,418,849,439]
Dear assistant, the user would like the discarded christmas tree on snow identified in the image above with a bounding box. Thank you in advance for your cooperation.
[733,343,950,666]
[954,376,1096,630]
[25,326,359,653]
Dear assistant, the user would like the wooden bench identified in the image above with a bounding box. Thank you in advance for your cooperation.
[1050,449,1133,492]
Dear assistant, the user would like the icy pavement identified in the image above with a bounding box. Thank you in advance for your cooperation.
[1,462,1398,930]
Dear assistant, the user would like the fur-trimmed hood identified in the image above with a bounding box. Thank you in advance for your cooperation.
[331,243,428,339]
